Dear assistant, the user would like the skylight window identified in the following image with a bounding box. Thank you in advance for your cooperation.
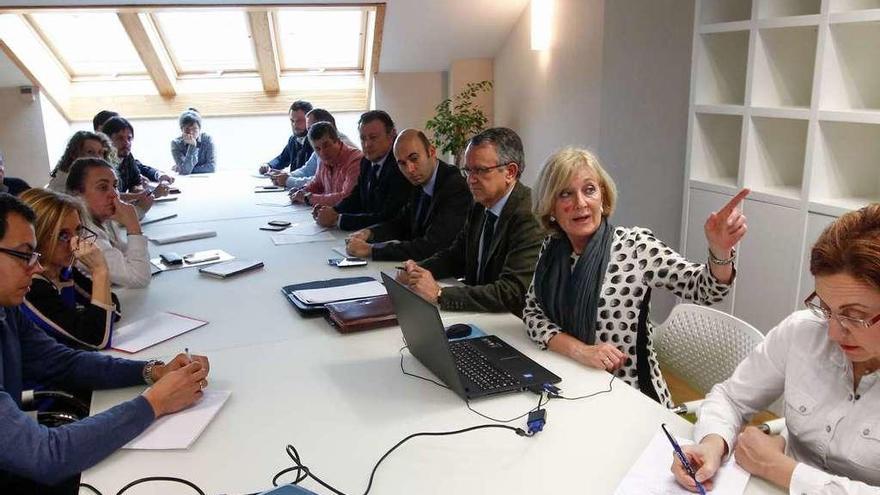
[153,10,256,75]
[28,12,146,78]
[275,9,365,71]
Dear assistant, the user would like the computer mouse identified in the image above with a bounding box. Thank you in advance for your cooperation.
[445,323,472,339]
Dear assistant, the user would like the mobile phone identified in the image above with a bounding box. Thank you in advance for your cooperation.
[159,252,184,265]
[260,225,288,231]
[268,220,291,227]
[184,253,221,264]
[328,257,367,267]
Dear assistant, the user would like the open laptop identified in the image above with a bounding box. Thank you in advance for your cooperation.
[382,272,561,400]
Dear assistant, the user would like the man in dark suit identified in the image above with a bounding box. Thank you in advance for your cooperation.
[258,100,314,175]
[345,128,472,261]
[313,110,412,230]
[398,127,543,317]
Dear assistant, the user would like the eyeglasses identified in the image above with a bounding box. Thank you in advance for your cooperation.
[804,291,880,331]
[0,247,42,267]
[460,163,510,178]
[58,225,98,244]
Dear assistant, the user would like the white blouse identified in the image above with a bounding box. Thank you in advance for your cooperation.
[695,310,880,494]
[79,218,151,289]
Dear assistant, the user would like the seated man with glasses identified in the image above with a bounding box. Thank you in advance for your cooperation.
[20,189,119,350]
[672,203,880,494]
[396,127,542,317]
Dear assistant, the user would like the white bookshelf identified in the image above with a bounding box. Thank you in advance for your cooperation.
[683,0,880,332]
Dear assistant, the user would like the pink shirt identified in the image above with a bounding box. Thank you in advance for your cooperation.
[303,142,363,207]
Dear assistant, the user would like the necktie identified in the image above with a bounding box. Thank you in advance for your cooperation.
[369,163,381,191]
[479,211,498,283]
[415,190,431,229]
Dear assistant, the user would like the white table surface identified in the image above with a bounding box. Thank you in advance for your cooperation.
[82,171,784,495]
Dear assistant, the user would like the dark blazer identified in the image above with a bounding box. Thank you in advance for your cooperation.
[419,181,543,317]
[369,160,472,262]
[268,135,313,172]
[334,152,413,231]
[117,154,160,192]
[1,177,30,196]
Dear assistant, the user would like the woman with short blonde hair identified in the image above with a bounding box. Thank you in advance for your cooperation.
[524,147,748,407]
[19,188,119,349]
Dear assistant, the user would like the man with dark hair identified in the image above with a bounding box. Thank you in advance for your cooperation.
[0,192,211,492]
[397,127,543,317]
[289,122,362,207]
[101,117,172,217]
[0,150,30,197]
[259,100,315,175]
[92,110,119,132]
[346,128,472,261]
[313,110,412,230]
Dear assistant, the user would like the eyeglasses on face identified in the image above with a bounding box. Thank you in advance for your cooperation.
[460,163,511,178]
[804,291,880,331]
[0,247,42,267]
[58,225,98,244]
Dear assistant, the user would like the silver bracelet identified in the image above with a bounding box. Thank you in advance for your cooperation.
[142,359,165,385]
[708,247,736,266]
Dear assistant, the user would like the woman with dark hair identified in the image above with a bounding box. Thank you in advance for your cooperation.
[19,188,119,349]
[47,131,116,193]
[171,108,215,174]
[673,204,880,493]
[66,157,151,288]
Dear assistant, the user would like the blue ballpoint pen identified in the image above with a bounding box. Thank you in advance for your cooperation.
[661,423,707,495]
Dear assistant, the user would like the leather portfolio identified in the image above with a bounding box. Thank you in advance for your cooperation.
[325,295,397,333]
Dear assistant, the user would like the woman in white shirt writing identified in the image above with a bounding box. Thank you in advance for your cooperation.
[673,203,880,494]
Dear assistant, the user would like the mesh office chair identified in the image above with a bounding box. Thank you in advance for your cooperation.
[654,303,765,415]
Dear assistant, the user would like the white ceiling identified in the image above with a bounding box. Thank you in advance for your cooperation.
[0,50,31,87]
[0,0,529,77]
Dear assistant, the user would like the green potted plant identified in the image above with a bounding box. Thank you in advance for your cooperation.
[425,80,493,164]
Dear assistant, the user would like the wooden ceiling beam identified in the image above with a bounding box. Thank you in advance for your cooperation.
[246,10,280,94]
[117,12,176,97]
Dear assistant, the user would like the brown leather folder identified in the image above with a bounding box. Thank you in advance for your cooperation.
[325,295,397,333]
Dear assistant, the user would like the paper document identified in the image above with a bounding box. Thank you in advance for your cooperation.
[149,230,216,245]
[614,430,750,495]
[271,231,335,246]
[287,222,328,236]
[150,249,234,271]
[293,280,387,304]
[112,312,208,353]
[124,390,230,450]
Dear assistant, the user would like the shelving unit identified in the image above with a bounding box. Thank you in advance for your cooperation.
[682,0,880,332]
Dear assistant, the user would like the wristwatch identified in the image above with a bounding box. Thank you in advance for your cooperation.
[143,359,165,385]
[304,192,312,206]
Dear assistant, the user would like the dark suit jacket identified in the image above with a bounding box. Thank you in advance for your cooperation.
[268,135,313,172]
[334,152,413,231]
[419,181,543,317]
[1,178,30,196]
[368,160,472,262]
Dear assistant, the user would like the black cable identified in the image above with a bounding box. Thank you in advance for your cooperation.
[549,373,615,401]
[78,483,102,495]
[115,476,206,494]
[398,345,449,390]
[465,392,546,423]
[273,424,531,495]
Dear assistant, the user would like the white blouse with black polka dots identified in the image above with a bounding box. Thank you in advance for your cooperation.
[523,227,732,408]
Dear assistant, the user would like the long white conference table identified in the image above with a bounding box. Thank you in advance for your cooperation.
[81,171,784,495]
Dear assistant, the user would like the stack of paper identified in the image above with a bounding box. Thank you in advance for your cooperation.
[112,312,208,353]
[293,280,387,304]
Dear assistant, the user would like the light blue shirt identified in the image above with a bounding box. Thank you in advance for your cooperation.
[477,183,516,270]
[285,152,319,190]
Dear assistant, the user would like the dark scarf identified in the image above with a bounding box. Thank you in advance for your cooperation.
[533,219,614,344]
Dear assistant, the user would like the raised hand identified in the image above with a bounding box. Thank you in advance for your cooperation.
[704,188,749,257]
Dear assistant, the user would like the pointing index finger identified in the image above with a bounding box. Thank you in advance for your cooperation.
[718,188,750,217]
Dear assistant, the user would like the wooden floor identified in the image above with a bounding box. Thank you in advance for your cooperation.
[663,367,778,425]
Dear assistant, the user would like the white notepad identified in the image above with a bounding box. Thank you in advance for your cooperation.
[149,230,216,245]
[614,430,750,495]
[124,390,230,450]
[112,312,208,353]
[293,280,387,304]
[271,231,335,246]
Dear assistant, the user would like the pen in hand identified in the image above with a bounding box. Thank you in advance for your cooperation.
[662,423,707,495]
[185,347,192,362]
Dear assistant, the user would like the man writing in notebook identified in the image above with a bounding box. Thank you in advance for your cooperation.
[0,193,211,492]
[312,110,412,230]
[345,128,472,261]
[396,128,543,317]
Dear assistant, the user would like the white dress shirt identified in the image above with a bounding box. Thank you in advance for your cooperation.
[694,310,880,494]
[79,218,151,289]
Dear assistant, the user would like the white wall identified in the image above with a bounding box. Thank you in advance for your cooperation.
[494,0,695,320]
[373,72,445,133]
[40,91,70,169]
[69,112,362,172]
[494,0,607,187]
[0,87,52,187]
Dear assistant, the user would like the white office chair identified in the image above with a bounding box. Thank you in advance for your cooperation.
[653,303,765,415]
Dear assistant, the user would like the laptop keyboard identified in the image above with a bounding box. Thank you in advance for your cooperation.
[448,340,519,391]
